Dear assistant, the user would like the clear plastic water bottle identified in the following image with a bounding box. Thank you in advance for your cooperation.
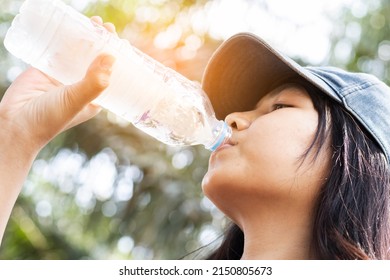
[4,0,231,151]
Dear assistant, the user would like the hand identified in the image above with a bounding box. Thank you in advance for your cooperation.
[0,17,116,153]
[0,17,117,244]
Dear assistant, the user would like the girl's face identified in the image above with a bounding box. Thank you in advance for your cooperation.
[202,84,331,227]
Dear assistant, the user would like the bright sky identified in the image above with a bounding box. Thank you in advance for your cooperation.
[203,0,357,65]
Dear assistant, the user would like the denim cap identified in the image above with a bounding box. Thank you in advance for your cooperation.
[202,33,390,163]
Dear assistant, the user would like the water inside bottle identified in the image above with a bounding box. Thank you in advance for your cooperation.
[133,93,215,146]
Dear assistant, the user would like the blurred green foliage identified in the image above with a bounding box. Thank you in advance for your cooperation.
[328,0,390,84]
[0,0,389,259]
[0,0,225,260]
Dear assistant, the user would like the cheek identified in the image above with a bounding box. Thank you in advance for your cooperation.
[246,117,317,177]
[244,113,327,203]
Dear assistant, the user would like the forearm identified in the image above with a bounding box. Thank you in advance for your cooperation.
[0,123,38,244]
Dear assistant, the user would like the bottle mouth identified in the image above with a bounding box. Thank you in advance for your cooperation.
[207,121,232,151]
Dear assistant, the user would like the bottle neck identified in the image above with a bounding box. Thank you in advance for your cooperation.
[206,121,232,152]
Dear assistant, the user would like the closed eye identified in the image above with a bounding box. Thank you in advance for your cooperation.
[273,104,292,111]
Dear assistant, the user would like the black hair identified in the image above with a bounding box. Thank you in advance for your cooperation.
[206,78,390,260]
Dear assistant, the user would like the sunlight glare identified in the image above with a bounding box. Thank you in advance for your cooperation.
[206,0,354,64]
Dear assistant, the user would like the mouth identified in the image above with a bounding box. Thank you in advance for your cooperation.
[213,138,236,153]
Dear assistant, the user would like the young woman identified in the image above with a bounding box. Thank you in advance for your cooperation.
[201,33,390,260]
[204,79,390,259]
[0,20,389,259]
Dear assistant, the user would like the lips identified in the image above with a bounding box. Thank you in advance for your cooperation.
[208,138,236,167]
[213,138,236,153]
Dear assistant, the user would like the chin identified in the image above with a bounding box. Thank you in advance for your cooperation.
[201,169,213,194]
[201,168,235,198]
[201,170,218,194]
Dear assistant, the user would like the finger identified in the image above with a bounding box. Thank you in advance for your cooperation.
[90,16,117,35]
[103,22,116,34]
[60,54,115,117]
[90,16,103,25]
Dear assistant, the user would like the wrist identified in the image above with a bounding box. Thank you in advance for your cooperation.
[0,116,40,161]
[0,117,39,243]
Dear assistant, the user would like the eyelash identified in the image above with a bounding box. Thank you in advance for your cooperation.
[273,104,291,111]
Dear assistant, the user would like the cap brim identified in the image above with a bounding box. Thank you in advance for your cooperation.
[202,33,321,120]
[202,33,390,163]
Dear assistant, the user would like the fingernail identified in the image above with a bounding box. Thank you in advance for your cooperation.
[100,55,116,71]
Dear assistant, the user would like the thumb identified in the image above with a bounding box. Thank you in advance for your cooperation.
[61,54,115,114]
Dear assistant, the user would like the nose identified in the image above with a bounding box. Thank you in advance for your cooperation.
[225,111,251,131]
